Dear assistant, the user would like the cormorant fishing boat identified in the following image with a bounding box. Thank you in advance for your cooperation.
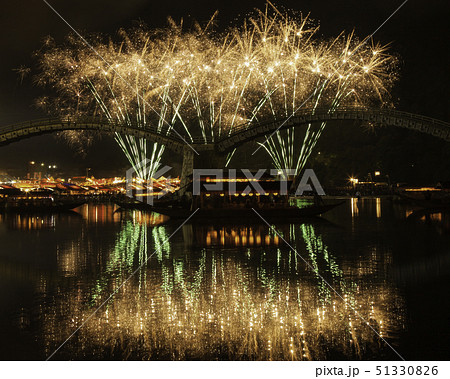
[115,171,344,220]
[0,188,86,213]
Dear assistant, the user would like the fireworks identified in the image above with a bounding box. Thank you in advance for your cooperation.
[36,4,397,177]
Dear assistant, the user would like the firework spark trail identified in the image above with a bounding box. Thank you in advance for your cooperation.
[250,2,405,171]
[36,3,397,177]
[41,0,200,179]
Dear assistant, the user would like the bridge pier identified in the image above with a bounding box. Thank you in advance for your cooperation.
[179,146,195,195]
[179,145,227,195]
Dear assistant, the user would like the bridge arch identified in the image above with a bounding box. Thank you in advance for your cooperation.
[0,117,188,153]
[0,108,448,155]
[216,107,450,153]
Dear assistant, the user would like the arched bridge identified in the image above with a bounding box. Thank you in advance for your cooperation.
[0,117,190,154]
[0,107,448,154]
[216,107,450,152]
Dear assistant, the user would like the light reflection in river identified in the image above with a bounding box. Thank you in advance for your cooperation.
[37,206,404,360]
[4,200,450,360]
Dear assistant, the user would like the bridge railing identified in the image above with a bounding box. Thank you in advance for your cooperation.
[0,116,166,135]
[1,108,448,146]
[219,107,450,141]
[0,116,220,145]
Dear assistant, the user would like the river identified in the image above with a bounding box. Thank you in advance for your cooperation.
[0,199,449,360]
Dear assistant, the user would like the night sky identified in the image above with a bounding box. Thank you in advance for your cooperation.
[0,1,448,178]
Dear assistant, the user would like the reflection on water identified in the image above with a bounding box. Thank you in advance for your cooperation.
[1,200,449,360]
[0,213,57,230]
[350,198,359,218]
[197,225,285,247]
[42,250,401,360]
[41,206,401,360]
[350,198,383,219]
[376,198,382,218]
[407,210,450,235]
[77,203,120,225]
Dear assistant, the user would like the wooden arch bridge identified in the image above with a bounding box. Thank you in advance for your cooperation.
[0,107,448,155]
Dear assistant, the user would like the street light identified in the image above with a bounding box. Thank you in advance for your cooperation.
[374,171,381,176]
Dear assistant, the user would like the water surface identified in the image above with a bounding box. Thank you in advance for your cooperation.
[0,199,449,360]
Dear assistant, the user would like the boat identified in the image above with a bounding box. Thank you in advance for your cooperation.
[155,202,344,220]
[114,171,344,220]
[396,190,450,211]
[114,195,179,211]
[0,188,86,213]
[115,198,344,220]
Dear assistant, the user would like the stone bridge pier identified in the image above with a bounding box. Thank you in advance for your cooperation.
[179,145,226,195]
